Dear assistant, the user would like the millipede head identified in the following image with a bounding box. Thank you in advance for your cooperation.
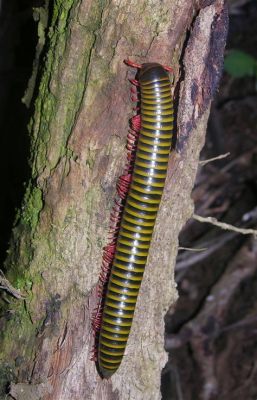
[139,62,171,83]
[125,59,173,74]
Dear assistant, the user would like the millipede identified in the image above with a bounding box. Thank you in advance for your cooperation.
[92,60,174,378]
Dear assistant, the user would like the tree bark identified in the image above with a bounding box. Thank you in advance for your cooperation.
[0,0,228,399]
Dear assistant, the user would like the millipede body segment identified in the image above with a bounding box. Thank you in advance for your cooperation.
[98,62,174,378]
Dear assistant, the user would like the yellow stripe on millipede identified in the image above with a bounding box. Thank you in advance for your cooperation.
[118,238,150,249]
[132,176,165,187]
[133,167,167,179]
[108,281,140,295]
[118,229,152,241]
[101,351,122,364]
[116,243,149,256]
[123,214,155,227]
[114,260,145,273]
[136,152,169,163]
[127,198,160,211]
[142,114,174,123]
[141,122,173,131]
[142,108,173,116]
[104,308,135,318]
[99,362,117,370]
[140,136,172,146]
[142,92,171,100]
[141,98,172,106]
[111,276,142,289]
[101,339,127,349]
[107,291,137,303]
[122,206,157,220]
[105,299,136,311]
[101,322,131,333]
[102,318,132,328]
[140,129,173,139]
[115,252,147,264]
[141,102,173,111]
[135,160,169,170]
[129,183,162,195]
[112,270,143,282]
[137,144,170,155]
[129,192,160,205]
[100,348,125,356]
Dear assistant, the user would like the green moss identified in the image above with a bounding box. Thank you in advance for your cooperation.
[15,275,33,293]
[28,0,107,178]
[0,288,34,340]
[66,146,77,161]
[51,0,77,33]
[22,185,43,233]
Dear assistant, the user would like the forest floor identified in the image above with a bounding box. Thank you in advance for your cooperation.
[163,1,257,399]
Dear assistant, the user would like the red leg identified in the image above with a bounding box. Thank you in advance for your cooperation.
[163,65,173,73]
[131,95,140,102]
[130,79,140,86]
[124,59,142,69]
[131,114,141,131]
[117,174,132,199]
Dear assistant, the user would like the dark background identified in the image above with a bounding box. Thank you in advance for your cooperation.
[163,1,257,399]
[0,1,40,267]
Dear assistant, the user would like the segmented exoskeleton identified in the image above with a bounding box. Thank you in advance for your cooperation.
[94,61,174,379]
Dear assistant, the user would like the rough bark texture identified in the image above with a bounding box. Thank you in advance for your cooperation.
[0,0,227,399]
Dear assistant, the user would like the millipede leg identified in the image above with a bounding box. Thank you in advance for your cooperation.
[124,59,142,69]
[130,78,140,86]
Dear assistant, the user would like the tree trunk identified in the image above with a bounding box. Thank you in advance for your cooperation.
[0,0,227,399]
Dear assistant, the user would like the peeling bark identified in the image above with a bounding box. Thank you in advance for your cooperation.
[0,0,228,399]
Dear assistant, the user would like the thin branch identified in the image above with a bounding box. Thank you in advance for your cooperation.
[176,231,237,272]
[0,270,26,299]
[220,315,257,334]
[199,152,230,166]
[178,246,207,252]
[192,213,257,237]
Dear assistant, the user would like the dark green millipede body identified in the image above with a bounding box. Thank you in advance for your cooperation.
[98,62,174,378]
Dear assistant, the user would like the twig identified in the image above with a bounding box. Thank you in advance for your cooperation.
[192,213,257,237]
[176,231,237,272]
[0,270,25,299]
[220,315,257,334]
[178,246,207,252]
[199,152,230,166]
[177,207,257,275]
